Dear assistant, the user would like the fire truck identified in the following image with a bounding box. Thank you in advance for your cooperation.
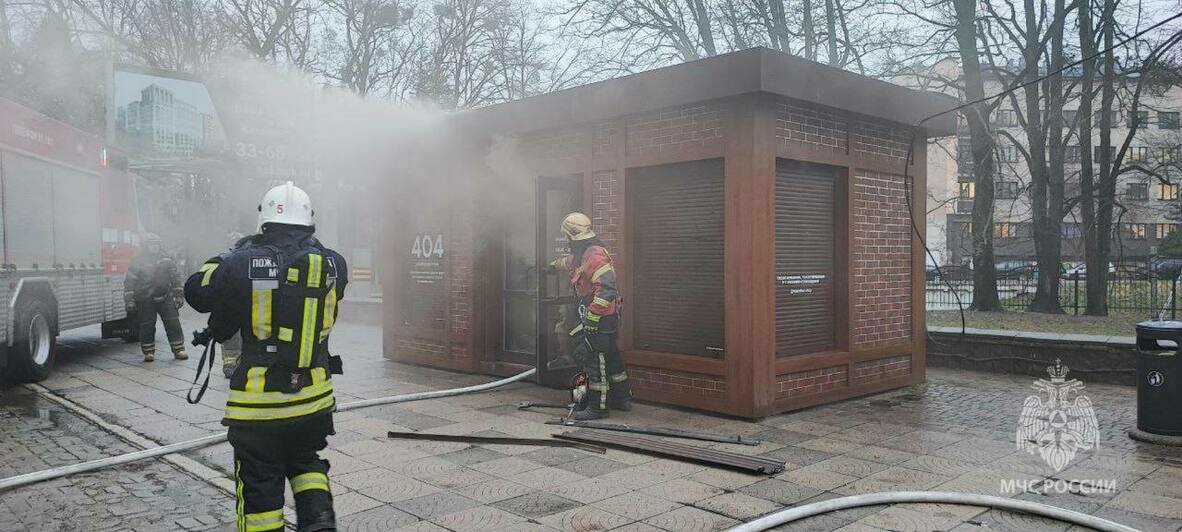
[0,97,141,382]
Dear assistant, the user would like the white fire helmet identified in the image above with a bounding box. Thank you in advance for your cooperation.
[257,181,314,229]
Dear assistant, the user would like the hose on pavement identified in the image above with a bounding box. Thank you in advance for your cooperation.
[0,368,537,492]
[725,490,1139,532]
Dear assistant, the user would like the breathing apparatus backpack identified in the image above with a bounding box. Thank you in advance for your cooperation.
[188,240,342,406]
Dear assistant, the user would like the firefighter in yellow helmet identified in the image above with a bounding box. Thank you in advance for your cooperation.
[184,182,347,531]
[550,212,631,420]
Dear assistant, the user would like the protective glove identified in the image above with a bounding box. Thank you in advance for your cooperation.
[125,297,137,315]
[581,313,601,335]
[172,289,185,309]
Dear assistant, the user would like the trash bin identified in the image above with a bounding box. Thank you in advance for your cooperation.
[1130,320,1182,445]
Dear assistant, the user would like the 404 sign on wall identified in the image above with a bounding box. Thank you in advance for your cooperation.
[410,234,445,259]
[402,233,447,329]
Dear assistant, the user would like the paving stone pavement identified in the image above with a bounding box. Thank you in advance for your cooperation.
[0,386,236,531]
[3,301,1182,531]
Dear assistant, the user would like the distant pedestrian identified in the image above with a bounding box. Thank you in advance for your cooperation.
[124,233,188,362]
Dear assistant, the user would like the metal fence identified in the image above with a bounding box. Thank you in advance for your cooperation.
[926,263,1182,316]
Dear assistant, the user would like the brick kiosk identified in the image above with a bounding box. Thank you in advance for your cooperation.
[382,47,955,418]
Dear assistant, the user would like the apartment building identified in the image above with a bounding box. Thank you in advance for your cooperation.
[941,80,1182,267]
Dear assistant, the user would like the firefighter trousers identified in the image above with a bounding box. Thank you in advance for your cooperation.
[228,414,335,532]
[138,299,185,356]
[572,330,630,412]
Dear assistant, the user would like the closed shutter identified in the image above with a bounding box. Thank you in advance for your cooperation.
[631,159,725,358]
[776,160,836,356]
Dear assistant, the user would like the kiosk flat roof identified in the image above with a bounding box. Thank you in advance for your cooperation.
[460,47,958,137]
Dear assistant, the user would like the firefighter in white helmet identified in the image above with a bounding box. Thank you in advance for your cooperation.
[549,212,631,419]
[185,181,348,531]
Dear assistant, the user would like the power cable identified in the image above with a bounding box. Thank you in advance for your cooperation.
[903,10,1182,334]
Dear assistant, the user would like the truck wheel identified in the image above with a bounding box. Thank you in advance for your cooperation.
[8,299,56,382]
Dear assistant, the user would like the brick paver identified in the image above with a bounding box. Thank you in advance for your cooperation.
[3,302,1182,531]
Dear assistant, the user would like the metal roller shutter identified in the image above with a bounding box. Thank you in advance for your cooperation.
[776,160,836,356]
[631,159,725,358]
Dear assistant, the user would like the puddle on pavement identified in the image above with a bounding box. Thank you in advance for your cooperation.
[0,385,66,425]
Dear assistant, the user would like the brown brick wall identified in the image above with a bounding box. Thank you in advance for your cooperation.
[395,336,448,357]
[630,366,727,398]
[853,355,912,383]
[590,169,621,252]
[776,365,848,398]
[852,169,912,348]
[592,120,619,159]
[625,103,724,157]
[775,99,848,154]
[448,210,473,357]
[852,117,910,161]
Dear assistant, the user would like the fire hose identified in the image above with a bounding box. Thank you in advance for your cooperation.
[726,490,1140,532]
[0,368,536,492]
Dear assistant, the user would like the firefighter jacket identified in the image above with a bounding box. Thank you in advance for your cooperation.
[552,242,619,332]
[126,252,183,305]
[184,227,348,427]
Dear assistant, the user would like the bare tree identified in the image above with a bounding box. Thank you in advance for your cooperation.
[219,0,318,67]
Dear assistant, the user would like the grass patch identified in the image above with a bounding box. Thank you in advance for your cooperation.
[926,309,1153,337]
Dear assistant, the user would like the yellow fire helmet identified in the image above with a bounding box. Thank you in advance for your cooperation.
[560,212,596,241]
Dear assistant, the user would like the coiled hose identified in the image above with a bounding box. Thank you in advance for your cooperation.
[0,368,536,492]
[726,490,1139,532]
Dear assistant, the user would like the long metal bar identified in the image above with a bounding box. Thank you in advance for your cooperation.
[554,430,784,474]
[546,418,761,446]
[387,430,606,454]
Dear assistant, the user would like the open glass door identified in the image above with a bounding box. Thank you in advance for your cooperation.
[537,175,583,387]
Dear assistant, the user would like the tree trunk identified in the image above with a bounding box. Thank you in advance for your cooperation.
[1027,0,1066,314]
[803,0,816,61]
[769,0,789,52]
[953,0,1001,310]
[1078,0,1100,315]
[824,0,838,65]
[1094,0,1117,316]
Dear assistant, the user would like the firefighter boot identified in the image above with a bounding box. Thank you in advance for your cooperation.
[608,376,632,412]
[142,347,155,363]
[171,341,188,360]
[572,390,608,420]
[296,507,336,532]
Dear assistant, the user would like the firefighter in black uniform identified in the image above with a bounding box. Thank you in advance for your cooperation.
[185,182,347,532]
[125,233,187,362]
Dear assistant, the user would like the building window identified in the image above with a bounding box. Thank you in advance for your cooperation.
[961,221,973,237]
[994,109,1018,127]
[1094,146,1116,161]
[1063,223,1083,239]
[1065,145,1081,162]
[1125,223,1148,240]
[1157,147,1180,162]
[1128,110,1150,129]
[1156,182,1179,200]
[998,145,1020,163]
[1063,110,1078,125]
[959,181,975,199]
[1094,110,1119,125]
[1160,112,1179,130]
[1156,223,1180,239]
[995,222,1019,239]
[1127,146,1150,162]
[1128,183,1149,200]
[995,181,1020,200]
